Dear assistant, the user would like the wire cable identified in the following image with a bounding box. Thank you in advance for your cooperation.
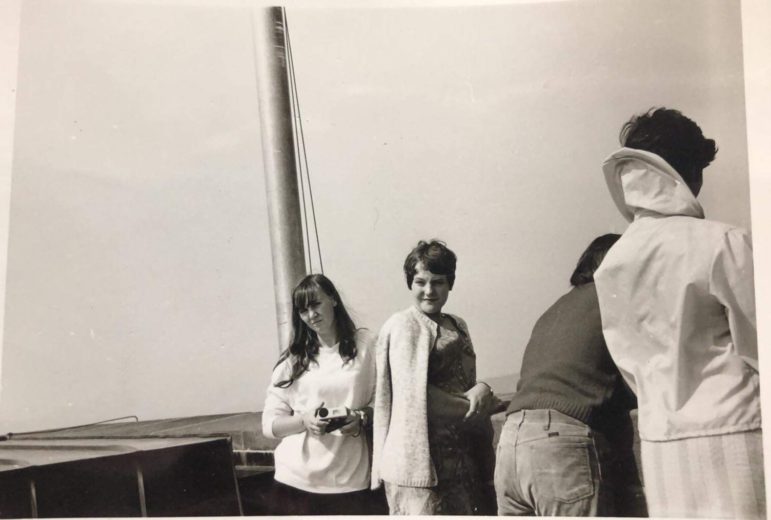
[284,14,313,273]
[283,7,325,274]
[3,415,140,440]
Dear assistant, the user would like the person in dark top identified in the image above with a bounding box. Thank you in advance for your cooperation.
[494,233,637,516]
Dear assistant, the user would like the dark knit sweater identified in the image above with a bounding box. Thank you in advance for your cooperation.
[507,283,635,434]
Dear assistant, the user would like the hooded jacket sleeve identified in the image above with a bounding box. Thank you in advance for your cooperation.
[709,228,758,371]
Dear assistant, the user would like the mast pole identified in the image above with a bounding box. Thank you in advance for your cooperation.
[252,6,307,352]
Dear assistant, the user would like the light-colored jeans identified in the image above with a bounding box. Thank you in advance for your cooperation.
[494,409,612,516]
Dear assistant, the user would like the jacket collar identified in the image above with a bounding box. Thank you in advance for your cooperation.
[603,147,704,222]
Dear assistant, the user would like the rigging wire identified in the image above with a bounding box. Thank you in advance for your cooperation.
[284,10,317,273]
[2,415,140,440]
[283,7,325,275]
[284,15,313,273]
[290,63,314,274]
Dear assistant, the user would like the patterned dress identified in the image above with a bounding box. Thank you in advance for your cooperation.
[425,318,495,514]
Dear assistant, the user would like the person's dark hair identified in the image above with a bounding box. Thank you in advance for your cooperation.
[274,274,358,388]
[570,233,621,287]
[619,107,717,194]
[403,240,457,289]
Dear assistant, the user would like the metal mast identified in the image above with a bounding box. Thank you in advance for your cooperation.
[252,7,307,352]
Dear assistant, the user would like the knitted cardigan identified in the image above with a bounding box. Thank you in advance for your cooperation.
[371,305,472,489]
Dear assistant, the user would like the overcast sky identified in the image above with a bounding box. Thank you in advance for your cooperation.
[0,0,769,432]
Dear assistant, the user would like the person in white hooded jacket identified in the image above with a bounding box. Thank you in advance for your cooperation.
[594,108,764,518]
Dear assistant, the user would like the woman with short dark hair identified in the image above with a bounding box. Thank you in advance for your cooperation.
[372,240,501,515]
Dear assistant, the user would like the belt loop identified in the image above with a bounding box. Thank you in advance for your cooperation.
[543,409,551,431]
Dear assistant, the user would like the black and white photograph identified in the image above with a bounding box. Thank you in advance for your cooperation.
[0,0,769,517]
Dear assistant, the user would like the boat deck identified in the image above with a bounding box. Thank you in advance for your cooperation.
[2,387,646,517]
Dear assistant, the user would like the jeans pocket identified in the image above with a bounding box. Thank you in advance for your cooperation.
[526,437,595,504]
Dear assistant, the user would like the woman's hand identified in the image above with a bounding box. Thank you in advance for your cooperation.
[300,410,329,436]
[338,410,361,436]
[270,408,331,438]
[463,382,494,420]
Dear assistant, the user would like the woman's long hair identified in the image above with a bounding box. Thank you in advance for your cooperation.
[273,274,359,388]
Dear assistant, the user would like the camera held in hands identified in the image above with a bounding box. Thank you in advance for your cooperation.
[315,406,350,433]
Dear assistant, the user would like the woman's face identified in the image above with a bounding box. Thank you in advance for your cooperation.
[411,263,451,316]
[298,289,337,339]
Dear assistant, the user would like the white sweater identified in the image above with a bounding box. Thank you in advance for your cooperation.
[261,331,376,493]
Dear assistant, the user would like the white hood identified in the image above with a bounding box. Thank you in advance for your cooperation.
[603,147,704,222]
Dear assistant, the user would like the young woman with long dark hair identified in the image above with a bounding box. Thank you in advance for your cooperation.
[261,274,381,515]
